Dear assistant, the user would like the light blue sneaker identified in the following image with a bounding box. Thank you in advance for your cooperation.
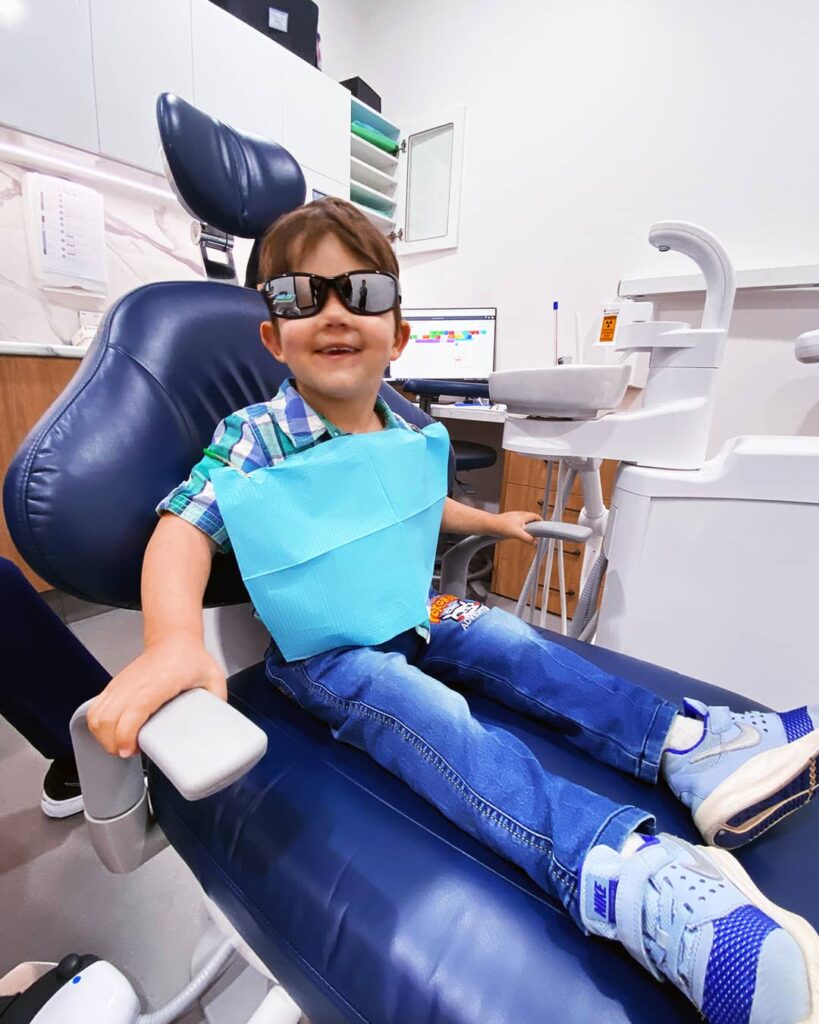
[581,833,818,1023]
[663,700,819,848]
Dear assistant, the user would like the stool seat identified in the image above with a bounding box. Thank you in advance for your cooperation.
[453,440,497,472]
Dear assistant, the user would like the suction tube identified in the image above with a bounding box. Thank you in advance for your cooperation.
[648,222,736,332]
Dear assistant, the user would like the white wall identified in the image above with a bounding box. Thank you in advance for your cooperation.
[338,0,819,451]
[318,0,382,83]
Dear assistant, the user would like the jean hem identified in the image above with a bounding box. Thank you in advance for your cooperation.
[568,803,656,933]
[636,700,679,783]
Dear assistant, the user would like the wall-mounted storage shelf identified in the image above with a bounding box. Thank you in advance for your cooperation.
[351,201,395,232]
[619,264,819,298]
[350,156,396,197]
[350,179,396,216]
[348,96,401,237]
[351,97,400,143]
[350,133,398,174]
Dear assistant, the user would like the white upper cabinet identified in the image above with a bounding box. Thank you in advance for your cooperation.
[191,0,347,188]
[279,59,349,185]
[90,0,194,173]
[191,0,285,146]
[0,0,99,152]
[1,0,351,191]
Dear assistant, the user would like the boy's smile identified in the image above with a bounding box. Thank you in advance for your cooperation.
[260,235,409,433]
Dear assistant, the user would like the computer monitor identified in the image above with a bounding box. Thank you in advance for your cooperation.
[390,307,497,381]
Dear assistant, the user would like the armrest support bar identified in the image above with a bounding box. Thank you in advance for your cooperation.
[438,523,593,600]
[439,535,497,597]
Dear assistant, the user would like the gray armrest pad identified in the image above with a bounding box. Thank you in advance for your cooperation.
[138,689,268,801]
[526,521,593,543]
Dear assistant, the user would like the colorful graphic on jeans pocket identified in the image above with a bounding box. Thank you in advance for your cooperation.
[429,594,489,630]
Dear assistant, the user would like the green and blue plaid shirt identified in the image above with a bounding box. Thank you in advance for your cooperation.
[158,377,432,640]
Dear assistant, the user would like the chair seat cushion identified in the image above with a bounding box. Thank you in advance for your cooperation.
[149,631,817,1024]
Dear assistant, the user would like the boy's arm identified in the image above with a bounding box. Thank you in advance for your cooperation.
[442,497,539,546]
[87,514,226,758]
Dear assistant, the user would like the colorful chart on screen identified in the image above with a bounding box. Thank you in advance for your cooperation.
[391,308,496,380]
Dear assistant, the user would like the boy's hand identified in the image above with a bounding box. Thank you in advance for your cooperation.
[87,633,227,758]
[491,510,541,546]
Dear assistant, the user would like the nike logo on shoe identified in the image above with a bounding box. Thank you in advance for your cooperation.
[690,722,760,764]
[591,879,618,923]
[680,845,723,880]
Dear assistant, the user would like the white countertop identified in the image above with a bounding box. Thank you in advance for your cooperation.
[431,402,507,423]
[0,341,90,358]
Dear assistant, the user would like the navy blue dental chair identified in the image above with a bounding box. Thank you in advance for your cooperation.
[5,100,817,1024]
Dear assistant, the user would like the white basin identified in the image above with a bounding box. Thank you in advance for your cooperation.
[489,364,631,419]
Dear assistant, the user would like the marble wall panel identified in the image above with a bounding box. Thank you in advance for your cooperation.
[0,126,249,345]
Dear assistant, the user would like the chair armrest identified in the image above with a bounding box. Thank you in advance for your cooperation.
[525,522,593,544]
[439,523,593,599]
[138,688,268,800]
[70,689,267,873]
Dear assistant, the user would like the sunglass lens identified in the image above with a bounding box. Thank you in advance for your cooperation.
[347,273,397,314]
[266,275,318,317]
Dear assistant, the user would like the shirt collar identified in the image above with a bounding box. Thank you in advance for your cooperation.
[271,377,407,447]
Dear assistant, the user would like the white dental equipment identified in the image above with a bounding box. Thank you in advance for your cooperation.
[492,223,818,705]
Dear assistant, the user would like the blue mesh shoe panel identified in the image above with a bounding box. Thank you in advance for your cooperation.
[702,905,779,1024]
[780,707,814,742]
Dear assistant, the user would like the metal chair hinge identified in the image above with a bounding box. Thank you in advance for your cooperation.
[191,221,237,283]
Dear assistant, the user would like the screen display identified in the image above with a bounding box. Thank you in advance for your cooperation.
[390,307,496,380]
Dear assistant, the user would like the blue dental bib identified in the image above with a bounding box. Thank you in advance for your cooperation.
[211,421,450,661]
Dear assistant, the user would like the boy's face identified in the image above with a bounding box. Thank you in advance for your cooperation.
[260,235,410,405]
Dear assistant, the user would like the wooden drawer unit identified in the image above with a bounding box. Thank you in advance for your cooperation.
[491,452,617,618]
[1,355,81,591]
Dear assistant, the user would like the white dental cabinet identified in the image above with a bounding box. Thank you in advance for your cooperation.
[0,0,463,252]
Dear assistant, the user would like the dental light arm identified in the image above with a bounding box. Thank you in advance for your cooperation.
[647,222,736,332]
[70,690,267,873]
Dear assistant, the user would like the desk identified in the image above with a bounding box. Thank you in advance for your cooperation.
[431,403,507,424]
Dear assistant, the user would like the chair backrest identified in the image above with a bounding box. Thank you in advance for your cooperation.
[3,282,447,608]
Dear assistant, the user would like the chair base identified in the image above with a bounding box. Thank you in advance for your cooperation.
[194,902,303,1024]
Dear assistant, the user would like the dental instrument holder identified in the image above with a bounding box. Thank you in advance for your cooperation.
[70,689,268,873]
[500,222,736,471]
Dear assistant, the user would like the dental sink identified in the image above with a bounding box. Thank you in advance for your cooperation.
[489,364,631,419]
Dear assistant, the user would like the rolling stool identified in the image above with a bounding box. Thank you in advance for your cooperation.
[401,379,498,598]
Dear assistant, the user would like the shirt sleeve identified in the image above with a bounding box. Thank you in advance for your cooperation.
[156,411,267,553]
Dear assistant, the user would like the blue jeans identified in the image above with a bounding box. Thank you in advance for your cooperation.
[264,594,678,927]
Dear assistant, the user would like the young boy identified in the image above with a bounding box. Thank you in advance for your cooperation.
[88,198,818,1023]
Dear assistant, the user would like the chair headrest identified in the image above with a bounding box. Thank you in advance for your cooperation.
[157,93,306,239]
[4,282,447,608]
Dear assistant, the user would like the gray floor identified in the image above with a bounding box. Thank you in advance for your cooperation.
[0,590,533,1018]
[0,598,270,1019]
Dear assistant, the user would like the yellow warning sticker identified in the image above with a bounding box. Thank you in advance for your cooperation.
[599,314,618,343]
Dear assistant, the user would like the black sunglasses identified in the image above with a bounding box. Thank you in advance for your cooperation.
[261,270,401,319]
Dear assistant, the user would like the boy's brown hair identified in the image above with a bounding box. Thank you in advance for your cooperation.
[257,197,401,327]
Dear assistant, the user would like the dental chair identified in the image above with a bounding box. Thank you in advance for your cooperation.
[3,100,817,1024]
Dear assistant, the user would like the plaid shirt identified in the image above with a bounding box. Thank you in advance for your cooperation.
[158,377,432,641]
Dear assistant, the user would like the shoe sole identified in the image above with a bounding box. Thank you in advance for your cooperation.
[694,729,819,849]
[41,793,84,819]
[708,846,819,1024]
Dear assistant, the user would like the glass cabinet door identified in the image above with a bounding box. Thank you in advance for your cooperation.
[396,106,465,255]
